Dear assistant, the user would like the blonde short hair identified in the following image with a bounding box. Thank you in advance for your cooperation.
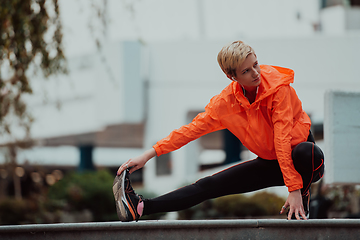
[217,41,255,78]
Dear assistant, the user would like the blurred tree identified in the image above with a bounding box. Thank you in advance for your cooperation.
[0,0,67,142]
[0,0,120,200]
[0,0,67,199]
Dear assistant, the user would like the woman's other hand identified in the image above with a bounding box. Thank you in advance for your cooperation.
[280,189,307,220]
[117,148,156,175]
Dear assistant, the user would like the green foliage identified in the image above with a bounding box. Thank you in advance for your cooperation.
[48,170,166,222]
[48,169,118,221]
[0,198,29,224]
[178,191,286,220]
[213,194,267,217]
[0,169,165,224]
[0,196,45,225]
[0,0,66,139]
[247,192,286,216]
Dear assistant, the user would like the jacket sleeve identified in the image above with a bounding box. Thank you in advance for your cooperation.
[272,86,303,192]
[153,95,225,156]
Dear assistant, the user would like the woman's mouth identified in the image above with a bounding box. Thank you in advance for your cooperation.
[253,76,260,82]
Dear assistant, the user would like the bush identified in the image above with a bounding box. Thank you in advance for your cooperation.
[0,197,44,225]
[214,194,267,217]
[249,192,286,216]
[0,198,29,225]
[178,191,286,220]
[47,169,118,221]
[47,169,165,222]
[0,169,165,224]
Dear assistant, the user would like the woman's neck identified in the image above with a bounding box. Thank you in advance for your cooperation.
[241,85,258,104]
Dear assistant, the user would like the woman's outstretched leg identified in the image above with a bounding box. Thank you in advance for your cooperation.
[143,158,285,216]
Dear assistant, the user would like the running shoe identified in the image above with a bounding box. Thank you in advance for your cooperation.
[302,189,311,218]
[113,169,142,222]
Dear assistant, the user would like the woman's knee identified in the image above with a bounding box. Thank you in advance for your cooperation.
[292,142,324,174]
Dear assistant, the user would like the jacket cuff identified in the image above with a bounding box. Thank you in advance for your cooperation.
[153,144,162,157]
[287,184,303,192]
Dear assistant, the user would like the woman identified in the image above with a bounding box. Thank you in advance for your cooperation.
[113,40,324,221]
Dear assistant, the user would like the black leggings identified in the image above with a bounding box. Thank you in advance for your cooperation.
[143,132,324,216]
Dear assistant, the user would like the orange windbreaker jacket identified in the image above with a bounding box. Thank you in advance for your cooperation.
[153,65,311,192]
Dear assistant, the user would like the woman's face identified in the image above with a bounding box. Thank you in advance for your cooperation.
[231,53,261,91]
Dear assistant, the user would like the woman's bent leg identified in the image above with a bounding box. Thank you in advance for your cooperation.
[292,141,325,196]
[143,158,285,216]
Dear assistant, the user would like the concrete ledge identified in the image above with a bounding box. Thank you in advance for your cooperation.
[1,219,360,240]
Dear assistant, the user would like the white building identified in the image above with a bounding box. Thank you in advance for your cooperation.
[1,0,360,198]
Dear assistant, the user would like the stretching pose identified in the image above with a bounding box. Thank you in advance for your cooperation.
[113,40,324,221]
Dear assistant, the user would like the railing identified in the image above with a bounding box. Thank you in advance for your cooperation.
[1,219,360,240]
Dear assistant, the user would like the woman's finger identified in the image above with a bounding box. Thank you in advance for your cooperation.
[287,209,294,220]
[299,208,308,220]
[295,210,301,220]
[280,201,289,214]
[117,161,131,175]
[129,166,137,174]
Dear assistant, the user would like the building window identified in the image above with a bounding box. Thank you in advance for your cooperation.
[156,153,172,176]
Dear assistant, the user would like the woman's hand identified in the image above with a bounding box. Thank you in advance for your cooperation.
[117,148,157,175]
[280,189,307,220]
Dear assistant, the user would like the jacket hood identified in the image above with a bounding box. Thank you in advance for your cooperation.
[233,65,294,104]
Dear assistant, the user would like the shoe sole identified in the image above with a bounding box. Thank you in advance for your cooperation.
[113,171,128,221]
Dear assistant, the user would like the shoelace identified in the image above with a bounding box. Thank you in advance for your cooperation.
[124,176,143,221]
[124,175,144,203]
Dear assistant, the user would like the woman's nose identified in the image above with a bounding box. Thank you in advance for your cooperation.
[252,68,259,77]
